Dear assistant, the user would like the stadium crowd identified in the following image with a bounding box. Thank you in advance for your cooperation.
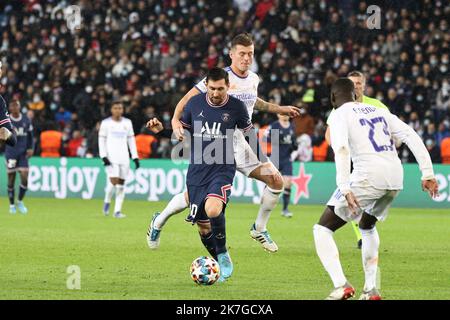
[0,0,449,163]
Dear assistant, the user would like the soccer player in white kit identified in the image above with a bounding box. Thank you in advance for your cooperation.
[147,33,300,252]
[99,101,140,218]
[314,79,439,300]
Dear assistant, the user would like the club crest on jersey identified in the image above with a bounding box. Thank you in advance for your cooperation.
[221,113,230,122]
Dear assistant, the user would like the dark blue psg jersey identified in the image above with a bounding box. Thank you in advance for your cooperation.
[5,113,33,157]
[266,120,296,163]
[181,93,252,186]
[0,95,13,131]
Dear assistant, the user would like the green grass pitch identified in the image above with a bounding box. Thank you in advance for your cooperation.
[0,197,449,300]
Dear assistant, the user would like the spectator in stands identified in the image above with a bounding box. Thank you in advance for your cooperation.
[39,122,63,158]
[441,137,450,164]
[65,130,84,157]
[0,1,448,162]
[135,127,158,159]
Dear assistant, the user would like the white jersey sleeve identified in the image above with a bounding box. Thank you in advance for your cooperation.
[329,108,352,193]
[194,77,207,93]
[98,120,108,159]
[386,113,435,180]
[126,120,138,160]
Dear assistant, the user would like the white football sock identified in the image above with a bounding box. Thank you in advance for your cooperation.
[114,185,125,213]
[254,186,282,232]
[104,181,114,203]
[313,224,347,288]
[154,192,188,229]
[360,227,380,291]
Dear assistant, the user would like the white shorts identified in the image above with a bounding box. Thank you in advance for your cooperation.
[106,163,130,180]
[234,129,264,177]
[327,185,400,223]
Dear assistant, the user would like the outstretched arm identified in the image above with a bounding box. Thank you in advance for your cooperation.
[171,87,201,141]
[254,98,301,117]
[388,113,439,198]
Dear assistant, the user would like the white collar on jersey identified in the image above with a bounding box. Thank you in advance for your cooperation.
[206,94,229,108]
[10,114,22,122]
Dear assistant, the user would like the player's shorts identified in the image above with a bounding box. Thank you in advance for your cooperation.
[278,160,293,176]
[5,153,29,173]
[234,129,269,176]
[185,180,232,224]
[327,185,400,223]
[106,163,129,180]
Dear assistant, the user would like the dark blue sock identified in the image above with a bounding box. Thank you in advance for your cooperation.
[210,212,226,255]
[7,187,14,205]
[283,187,291,211]
[199,232,217,261]
[18,184,27,201]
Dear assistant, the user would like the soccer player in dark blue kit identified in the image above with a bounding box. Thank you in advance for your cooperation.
[147,68,253,282]
[0,63,18,209]
[264,114,297,218]
[5,99,33,214]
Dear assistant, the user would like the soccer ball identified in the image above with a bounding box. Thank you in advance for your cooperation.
[190,256,220,285]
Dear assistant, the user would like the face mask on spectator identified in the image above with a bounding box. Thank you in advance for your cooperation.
[37,73,44,80]
[405,104,412,113]
[43,86,51,93]
[38,49,44,56]
[384,76,391,82]
[430,58,437,66]
[163,113,170,121]
[417,94,424,101]
[198,0,204,8]
[336,47,343,54]
[439,65,447,73]
[33,95,41,103]
[86,86,93,93]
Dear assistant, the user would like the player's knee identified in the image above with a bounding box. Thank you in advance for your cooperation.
[267,173,284,191]
[359,212,377,230]
[204,199,223,218]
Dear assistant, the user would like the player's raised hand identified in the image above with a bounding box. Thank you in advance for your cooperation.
[171,118,185,141]
[278,106,301,118]
[146,118,164,134]
[345,191,361,215]
[0,127,12,141]
[422,178,439,198]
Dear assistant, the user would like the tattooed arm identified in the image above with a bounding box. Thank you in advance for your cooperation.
[254,98,301,117]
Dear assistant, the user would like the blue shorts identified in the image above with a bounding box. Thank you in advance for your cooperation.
[5,153,29,173]
[185,180,232,224]
[278,161,293,176]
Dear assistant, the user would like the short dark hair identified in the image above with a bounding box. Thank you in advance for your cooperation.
[347,70,365,78]
[111,100,123,107]
[9,99,20,106]
[206,67,229,85]
[331,78,355,95]
[231,33,253,49]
